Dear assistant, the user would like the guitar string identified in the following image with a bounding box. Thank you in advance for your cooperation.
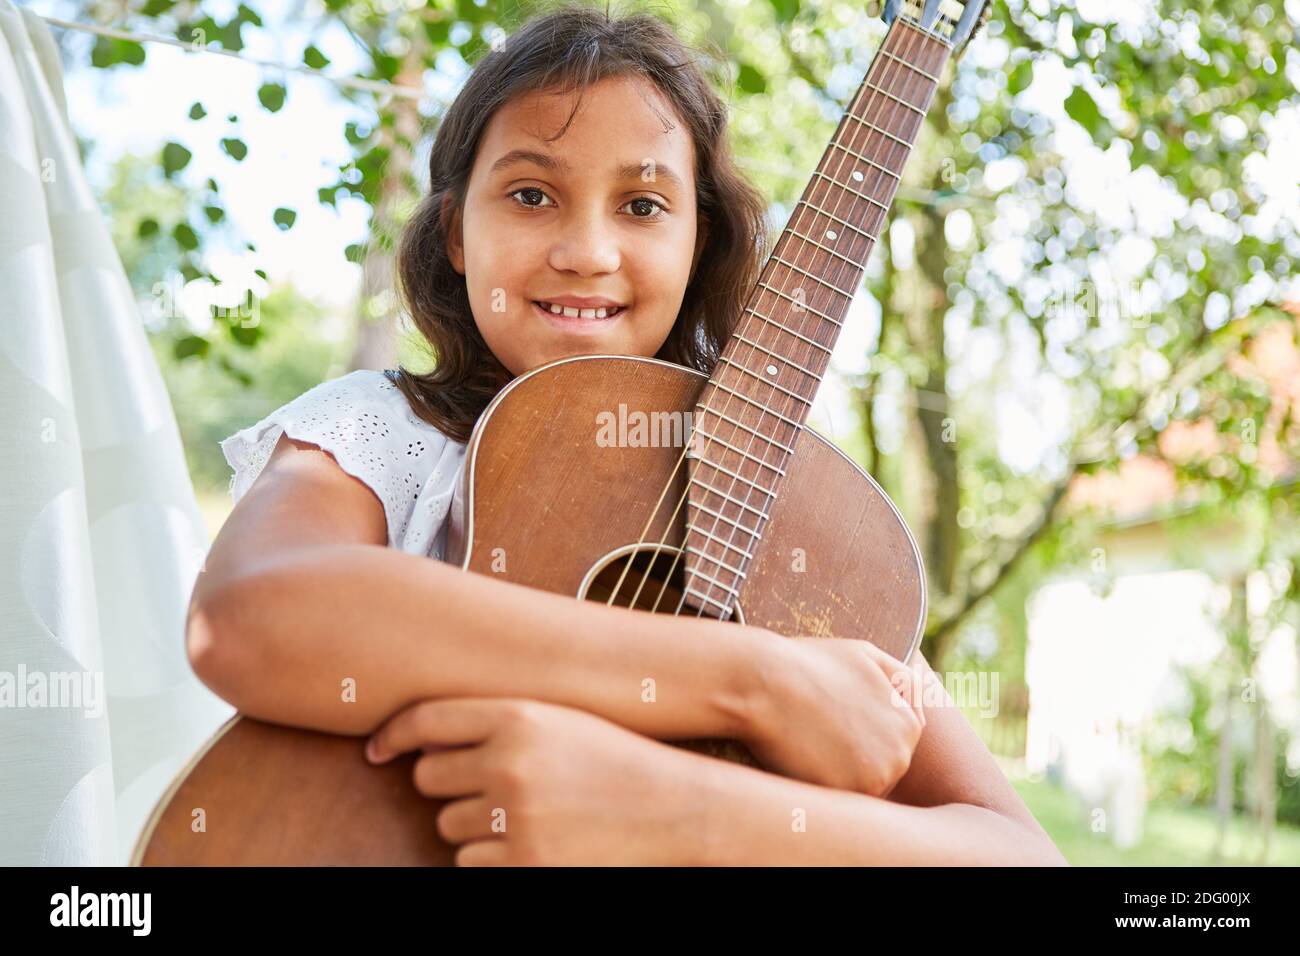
[599,16,938,616]
[673,20,945,620]
[605,18,934,616]
[676,22,951,624]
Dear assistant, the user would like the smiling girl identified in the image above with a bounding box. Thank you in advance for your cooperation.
[188,2,1065,866]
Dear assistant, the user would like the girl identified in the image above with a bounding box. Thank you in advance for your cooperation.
[190,2,1065,866]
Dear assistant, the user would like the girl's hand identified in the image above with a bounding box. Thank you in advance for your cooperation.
[740,635,930,798]
[365,697,709,866]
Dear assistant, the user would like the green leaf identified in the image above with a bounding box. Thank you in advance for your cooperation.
[90,37,146,68]
[768,0,800,23]
[172,222,199,250]
[229,324,262,347]
[272,207,297,230]
[257,82,286,113]
[1008,59,1033,95]
[137,218,160,239]
[161,142,192,177]
[344,243,366,263]
[220,137,248,161]
[737,63,767,94]
[203,205,225,224]
[303,45,330,70]
[172,335,209,360]
[1064,87,1102,139]
[188,102,207,121]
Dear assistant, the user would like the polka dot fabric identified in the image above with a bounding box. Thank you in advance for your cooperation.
[219,369,468,559]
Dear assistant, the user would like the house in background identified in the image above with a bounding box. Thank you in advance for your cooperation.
[1022,309,1300,848]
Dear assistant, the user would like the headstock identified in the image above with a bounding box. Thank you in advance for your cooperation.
[883,0,993,58]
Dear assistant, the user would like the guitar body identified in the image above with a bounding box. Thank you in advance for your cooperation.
[133,355,924,866]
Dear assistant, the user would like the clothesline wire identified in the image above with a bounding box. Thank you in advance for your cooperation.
[37,14,986,207]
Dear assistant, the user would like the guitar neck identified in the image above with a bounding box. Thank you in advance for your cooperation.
[682,17,953,620]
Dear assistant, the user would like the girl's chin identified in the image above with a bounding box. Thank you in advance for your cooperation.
[531,298,628,335]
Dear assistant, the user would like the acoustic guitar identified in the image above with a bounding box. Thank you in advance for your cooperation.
[133,0,990,866]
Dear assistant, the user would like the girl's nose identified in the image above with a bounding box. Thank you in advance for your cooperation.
[548,211,621,275]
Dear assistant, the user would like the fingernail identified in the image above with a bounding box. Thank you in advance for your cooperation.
[365,736,381,763]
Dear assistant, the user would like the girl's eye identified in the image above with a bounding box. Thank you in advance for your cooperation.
[623,197,667,219]
[507,188,666,220]
[509,187,554,210]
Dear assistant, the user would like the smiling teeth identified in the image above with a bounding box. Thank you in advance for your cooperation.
[537,301,620,318]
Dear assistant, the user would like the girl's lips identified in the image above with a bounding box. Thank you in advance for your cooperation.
[531,299,626,333]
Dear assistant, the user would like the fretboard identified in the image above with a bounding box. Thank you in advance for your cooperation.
[682,18,952,620]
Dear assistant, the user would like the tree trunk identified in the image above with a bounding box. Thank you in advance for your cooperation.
[348,56,423,372]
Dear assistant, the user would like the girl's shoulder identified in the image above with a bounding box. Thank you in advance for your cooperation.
[219,369,467,559]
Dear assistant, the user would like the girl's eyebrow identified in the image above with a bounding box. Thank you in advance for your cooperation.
[489,148,685,191]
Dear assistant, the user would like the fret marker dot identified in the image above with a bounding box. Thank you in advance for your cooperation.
[852,170,864,182]
[766,364,779,376]
[826,229,838,240]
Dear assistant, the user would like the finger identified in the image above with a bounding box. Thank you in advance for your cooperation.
[436,796,503,844]
[412,746,491,798]
[455,839,510,867]
[858,639,910,676]
[368,698,506,764]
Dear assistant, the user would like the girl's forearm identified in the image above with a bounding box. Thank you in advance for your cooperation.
[688,756,1069,866]
[188,542,775,739]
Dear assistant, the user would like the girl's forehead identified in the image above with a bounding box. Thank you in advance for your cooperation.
[477,75,695,175]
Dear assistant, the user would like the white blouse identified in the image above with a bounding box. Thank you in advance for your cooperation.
[219,369,468,560]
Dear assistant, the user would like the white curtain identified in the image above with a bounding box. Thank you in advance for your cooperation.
[0,1,233,866]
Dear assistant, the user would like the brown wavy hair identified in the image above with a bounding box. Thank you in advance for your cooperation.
[389,0,770,443]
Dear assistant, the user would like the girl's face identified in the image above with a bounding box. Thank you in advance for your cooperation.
[446,74,706,376]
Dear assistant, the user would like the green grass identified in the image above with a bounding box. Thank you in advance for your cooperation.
[1014,776,1300,866]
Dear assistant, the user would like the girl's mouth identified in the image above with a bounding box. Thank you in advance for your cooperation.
[531,299,627,331]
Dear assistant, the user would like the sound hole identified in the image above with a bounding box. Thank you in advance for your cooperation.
[583,546,689,613]
[579,544,760,769]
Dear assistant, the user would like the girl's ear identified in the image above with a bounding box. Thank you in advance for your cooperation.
[441,193,466,275]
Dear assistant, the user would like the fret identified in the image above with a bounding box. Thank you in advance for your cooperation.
[694,450,781,498]
[754,283,842,328]
[686,545,747,581]
[781,224,865,272]
[720,356,815,406]
[847,112,911,149]
[689,474,773,519]
[878,48,941,84]
[811,171,889,214]
[864,80,927,116]
[801,199,881,244]
[826,141,901,182]
[768,256,855,298]
[692,425,787,475]
[697,404,797,455]
[733,332,821,380]
[683,585,733,614]
[812,170,897,218]
[683,506,758,557]
[685,565,743,598]
[702,381,805,429]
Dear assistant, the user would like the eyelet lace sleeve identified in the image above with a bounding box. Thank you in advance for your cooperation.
[218,369,467,558]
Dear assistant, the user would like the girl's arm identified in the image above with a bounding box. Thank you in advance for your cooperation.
[691,655,1067,865]
[188,433,772,741]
